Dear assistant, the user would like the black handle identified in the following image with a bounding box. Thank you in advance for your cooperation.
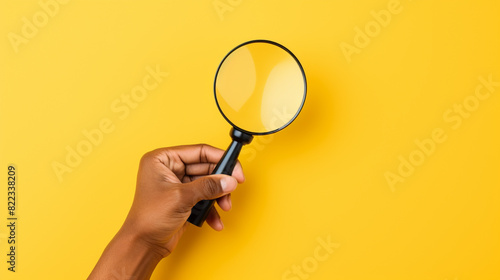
[187,128,253,227]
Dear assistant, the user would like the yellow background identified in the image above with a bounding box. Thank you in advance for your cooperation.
[1,0,499,279]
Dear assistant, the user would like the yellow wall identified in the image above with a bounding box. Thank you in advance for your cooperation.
[1,0,499,279]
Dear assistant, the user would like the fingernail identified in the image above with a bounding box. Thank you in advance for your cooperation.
[221,177,236,192]
[221,177,228,191]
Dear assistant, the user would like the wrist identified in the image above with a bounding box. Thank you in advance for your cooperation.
[88,227,164,280]
[120,221,172,259]
[116,226,168,261]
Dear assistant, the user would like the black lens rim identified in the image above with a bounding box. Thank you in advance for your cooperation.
[213,39,307,136]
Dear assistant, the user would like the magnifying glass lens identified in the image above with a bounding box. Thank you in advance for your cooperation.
[215,42,306,134]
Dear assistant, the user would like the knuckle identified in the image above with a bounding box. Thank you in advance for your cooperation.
[199,143,213,151]
[140,150,155,164]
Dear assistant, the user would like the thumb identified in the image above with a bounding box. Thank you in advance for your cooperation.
[182,175,238,205]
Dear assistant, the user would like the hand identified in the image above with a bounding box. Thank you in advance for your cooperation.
[88,144,244,280]
[124,144,245,256]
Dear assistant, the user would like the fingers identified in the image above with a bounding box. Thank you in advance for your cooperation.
[180,177,233,231]
[153,144,225,165]
[207,195,232,231]
[185,163,245,183]
[216,194,232,212]
[206,207,223,231]
[233,162,245,183]
[177,145,245,182]
[181,175,237,204]
[146,144,245,182]
[184,163,217,178]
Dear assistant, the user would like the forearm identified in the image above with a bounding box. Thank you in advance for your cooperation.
[88,228,164,280]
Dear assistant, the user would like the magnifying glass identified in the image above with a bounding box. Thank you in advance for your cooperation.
[187,40,307,227]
